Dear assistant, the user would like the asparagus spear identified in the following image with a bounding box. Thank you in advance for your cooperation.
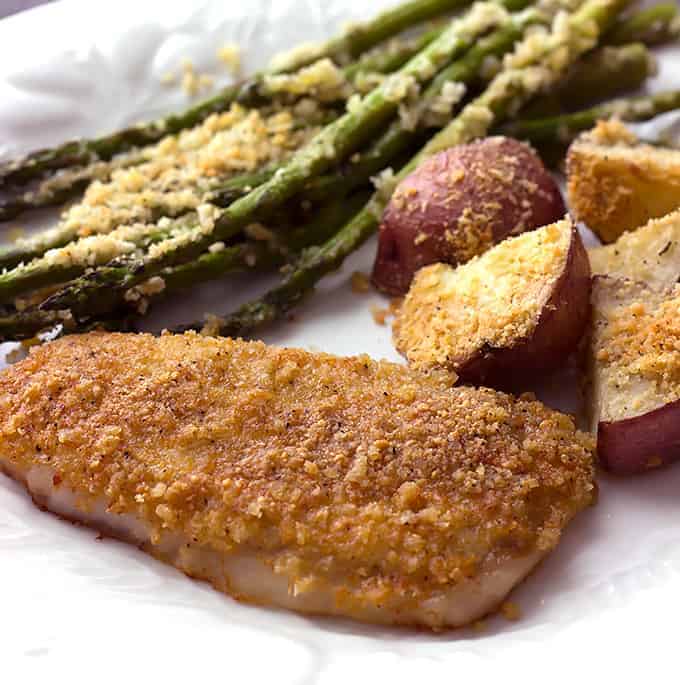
[0,192,372,341]
[0,214,197,304]
[606,2,679,46]
[0,179,89,223]
[0,0,474,190]
[343,0,532,80]
[0,0,667,226]
[174,0,631,337]
[38,2,512,318]
[520,42,654,118]
[345,24,446,82]
[0,1,538,340]
[0,308,134,342]
[502,89,680,144]
[156,191,373,294]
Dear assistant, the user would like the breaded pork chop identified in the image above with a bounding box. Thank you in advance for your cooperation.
[0,333,595,629]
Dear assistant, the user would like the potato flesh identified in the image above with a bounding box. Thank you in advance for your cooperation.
[588,208,680,292]
[588,277,680,425]
[395,219,572,376]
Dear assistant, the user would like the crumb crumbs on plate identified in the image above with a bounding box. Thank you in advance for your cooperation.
[180,59,214,97]
[351,271,371,294]
[7,226,25,241]
[371,297,402,326]
[500,600,521,621]
[371,304,390,326]
[218,44,241,76]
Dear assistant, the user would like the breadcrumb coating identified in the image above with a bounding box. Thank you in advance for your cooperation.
[394,219,572,373]
[0,333,594,619]
[590,277,680,422]
[567,120,680,243]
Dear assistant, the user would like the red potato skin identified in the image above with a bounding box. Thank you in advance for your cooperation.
[372,137,566,295]
[598,401,680,475]
[455,226,591,388]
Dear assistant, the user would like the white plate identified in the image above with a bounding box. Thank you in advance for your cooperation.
[1,1,680,682]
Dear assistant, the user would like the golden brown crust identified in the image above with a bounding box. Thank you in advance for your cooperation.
[567,120,680,244]
[394,219,590,385]
[589,276,680,422]
[587,276,680,474]
[0,332,595,607]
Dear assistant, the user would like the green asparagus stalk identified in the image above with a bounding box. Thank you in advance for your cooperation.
[0,214,197,304]
[0,224,81,273]
[0,192,372,341]
[0,179,89,222]
[0,2,536,338]
[38,2,513,318]
[0,308,134,342]
[520,42,654,118]
[0,0,474,190]
[502,89,680,144]
[175,0,631,337]
[158,191,373,292]
[606,2,680,46]
[345,24,446,82]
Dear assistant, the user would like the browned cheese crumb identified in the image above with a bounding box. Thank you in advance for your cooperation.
[568,120,680,243]
[351,271,371,294]
[500,600,521,621]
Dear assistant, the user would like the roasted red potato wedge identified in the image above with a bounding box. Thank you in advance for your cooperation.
[394,218,590,387]
[372,136,566,295]
[587,276,680,475]
[568,120,680,244]
[589,208,680,292]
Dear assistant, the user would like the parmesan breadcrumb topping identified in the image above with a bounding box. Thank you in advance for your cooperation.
[423,81,467,127]
[60,104,313,238]
[395,220,572,372]
[591,278,680,421]
[264,59,351,103]
[20,104,318,273]
[217,44,241,76]
[268,42,325,74]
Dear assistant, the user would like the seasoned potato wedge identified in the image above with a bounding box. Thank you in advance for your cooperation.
[587,276,680,475]
[589,208,680,291]
[394,218,590,386]
[372,137,565,295]
[567,120,680,243]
